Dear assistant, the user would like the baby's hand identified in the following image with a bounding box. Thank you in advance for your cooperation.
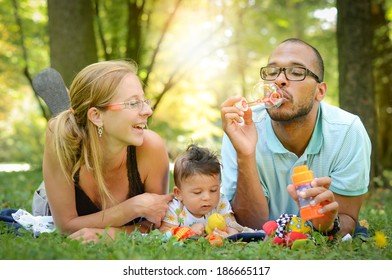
[190,223,205,235]
[212,228,229,239]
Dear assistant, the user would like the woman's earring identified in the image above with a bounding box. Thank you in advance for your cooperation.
[98,126,103,138]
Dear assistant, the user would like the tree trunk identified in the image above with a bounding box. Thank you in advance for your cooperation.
[48,0,98,86]
[126,0,144,65]
[336,0,378,184]
[371,0,392,170]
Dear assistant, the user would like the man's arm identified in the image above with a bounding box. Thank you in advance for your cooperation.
[220,96,270,229]
[231,153,269,229]
[335,193,365,236]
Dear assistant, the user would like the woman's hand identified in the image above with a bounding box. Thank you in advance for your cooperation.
[287,176,339,232]
[68,227,116,244]
[68,220,154,243]
[135,193,174,228]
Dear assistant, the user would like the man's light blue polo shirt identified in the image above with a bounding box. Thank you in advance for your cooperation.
[221,101,371,221]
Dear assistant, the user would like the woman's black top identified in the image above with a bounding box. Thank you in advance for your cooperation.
[74,146,144,224]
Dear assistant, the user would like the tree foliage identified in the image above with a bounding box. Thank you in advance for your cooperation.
[0,0,48,165]
[1,0,391,173]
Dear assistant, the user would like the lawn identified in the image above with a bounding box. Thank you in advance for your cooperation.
[0,168,391,260]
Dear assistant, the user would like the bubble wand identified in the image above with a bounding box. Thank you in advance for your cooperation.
[235,82,285,111]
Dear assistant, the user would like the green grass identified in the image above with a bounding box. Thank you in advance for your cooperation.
[0,168,391,260]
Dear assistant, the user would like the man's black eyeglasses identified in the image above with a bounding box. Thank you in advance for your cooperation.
[260,66,322,83]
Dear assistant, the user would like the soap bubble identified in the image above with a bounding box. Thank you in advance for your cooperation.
[235,81,284,111]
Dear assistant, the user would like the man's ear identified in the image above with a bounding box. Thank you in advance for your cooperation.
[87,107,103,127]
[173,186,182,201]
[315,82,327,102]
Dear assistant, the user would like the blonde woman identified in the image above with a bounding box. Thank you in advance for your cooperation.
[43,60,173,242]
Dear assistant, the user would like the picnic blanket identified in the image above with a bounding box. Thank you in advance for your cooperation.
[0,208,55,237]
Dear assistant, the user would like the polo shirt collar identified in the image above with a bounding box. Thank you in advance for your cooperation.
[266,105,323,155]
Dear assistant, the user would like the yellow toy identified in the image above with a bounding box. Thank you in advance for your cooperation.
[287,216,312,234]
[205,213,226,234]
[167,213,227,246]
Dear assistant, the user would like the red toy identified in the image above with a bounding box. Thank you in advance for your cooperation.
[262,214,316,248]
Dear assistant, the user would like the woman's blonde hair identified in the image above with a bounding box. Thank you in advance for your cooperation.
[52,60,138,210]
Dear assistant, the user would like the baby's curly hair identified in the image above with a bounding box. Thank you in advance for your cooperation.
[173,144,221,188]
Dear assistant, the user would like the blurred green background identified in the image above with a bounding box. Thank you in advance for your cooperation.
[0,0,391,187]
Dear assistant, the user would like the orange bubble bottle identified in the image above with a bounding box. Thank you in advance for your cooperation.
[291,165,325,221]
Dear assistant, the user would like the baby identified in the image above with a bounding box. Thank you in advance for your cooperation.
[159,144,242,237]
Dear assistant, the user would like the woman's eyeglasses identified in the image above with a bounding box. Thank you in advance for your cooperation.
[99,99,151,111]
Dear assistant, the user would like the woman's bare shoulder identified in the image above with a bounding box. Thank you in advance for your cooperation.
[141,129,166,150]
[135,129,168,169]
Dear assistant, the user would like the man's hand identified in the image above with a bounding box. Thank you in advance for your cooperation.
[287,176,338,232]
[221,96,258,157]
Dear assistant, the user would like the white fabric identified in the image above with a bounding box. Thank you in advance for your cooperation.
[11,209,56,237]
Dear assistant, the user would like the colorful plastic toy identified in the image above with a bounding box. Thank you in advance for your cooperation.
[205,213,226,234]
[167,213,227,246]
[262,214,316,249]
[205,213,226,246]
[169,226,197,241]
[292,165,325,221]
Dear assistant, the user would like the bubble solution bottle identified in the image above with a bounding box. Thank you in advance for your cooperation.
[291,165,325,221]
